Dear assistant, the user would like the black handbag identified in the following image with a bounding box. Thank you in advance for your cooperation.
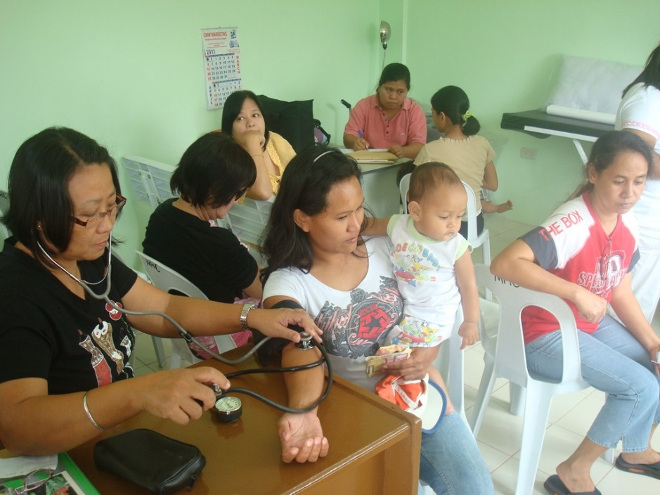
[94,428,206,494]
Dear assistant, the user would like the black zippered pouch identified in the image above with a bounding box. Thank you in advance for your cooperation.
[94,429,206,494]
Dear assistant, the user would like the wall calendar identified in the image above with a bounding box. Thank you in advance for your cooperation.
[201,27,242,110]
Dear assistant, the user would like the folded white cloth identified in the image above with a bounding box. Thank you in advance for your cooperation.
[546,104,615,125]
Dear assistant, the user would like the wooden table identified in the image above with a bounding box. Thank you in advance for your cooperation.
[68,353,421,494]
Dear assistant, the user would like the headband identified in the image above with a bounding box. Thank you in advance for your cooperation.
[313,150,335,163]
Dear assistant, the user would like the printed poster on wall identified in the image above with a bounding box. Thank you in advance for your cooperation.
[201,27,242,110]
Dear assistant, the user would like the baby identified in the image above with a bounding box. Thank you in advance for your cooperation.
[384,161,480,416]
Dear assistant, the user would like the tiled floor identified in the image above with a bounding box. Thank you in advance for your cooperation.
[131,214,660,495]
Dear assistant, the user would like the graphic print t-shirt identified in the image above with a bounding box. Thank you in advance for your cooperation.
[263,237,404,390]
[520,193,639,344]
[387,214,468,325]
[0,240,137,393]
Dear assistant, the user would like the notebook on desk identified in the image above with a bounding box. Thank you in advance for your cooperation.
[347,150,398,163]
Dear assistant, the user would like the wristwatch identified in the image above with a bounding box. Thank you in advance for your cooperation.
[240,303,254,331]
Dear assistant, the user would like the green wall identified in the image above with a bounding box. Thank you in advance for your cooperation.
[403,0,659,224]
[0,0,383,266]
[2,0,659,268]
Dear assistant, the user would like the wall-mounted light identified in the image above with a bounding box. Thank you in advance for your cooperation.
[379,21,391,50]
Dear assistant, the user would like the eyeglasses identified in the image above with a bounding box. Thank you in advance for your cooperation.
[0,468,54,494]
[71,194,127,228]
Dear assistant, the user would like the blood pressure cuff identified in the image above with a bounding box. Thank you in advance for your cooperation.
[94,429,206,495]
[253,299,305,366]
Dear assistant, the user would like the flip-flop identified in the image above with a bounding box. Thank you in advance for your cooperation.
[615,454,660,479]
[543,474,601,495]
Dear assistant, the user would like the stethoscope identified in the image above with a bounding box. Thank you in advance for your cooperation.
[37,240,333,415]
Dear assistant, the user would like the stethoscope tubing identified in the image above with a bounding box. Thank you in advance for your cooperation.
[40,240,333,413]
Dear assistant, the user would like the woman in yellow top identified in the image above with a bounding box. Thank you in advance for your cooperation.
[222,90,296,200]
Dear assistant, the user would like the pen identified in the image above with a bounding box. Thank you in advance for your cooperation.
[358,130,364,139]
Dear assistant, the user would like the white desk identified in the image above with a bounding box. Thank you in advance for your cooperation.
[359,162,402,218]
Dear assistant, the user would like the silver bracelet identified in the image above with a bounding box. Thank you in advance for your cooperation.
[83,391,104,431]
[240,303,255,331]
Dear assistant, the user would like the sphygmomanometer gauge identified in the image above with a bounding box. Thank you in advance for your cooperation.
[214,396,243,423]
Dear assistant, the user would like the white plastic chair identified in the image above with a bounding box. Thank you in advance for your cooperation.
[114,252,167,368]
[0,190,10,247]
[225,196,274,250]
[398,174,490,265]
[461,181,491,266]
[470,264,611,495]
[432,305,468,427]
[418,481,435,495]
[399,172,411,213]
[136,251,242,368]
[476,290,526,418]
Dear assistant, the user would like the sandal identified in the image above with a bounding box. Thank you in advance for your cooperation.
[615,454,660,480]
[543,474,601,495]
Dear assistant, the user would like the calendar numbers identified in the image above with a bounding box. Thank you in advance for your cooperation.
[202,27,242,110]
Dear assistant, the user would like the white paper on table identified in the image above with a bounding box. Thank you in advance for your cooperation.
[0,455,58,478]
[340,148,389,153]
[546,105,615,125]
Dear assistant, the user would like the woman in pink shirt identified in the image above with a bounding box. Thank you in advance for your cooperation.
[343,63,427,159]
